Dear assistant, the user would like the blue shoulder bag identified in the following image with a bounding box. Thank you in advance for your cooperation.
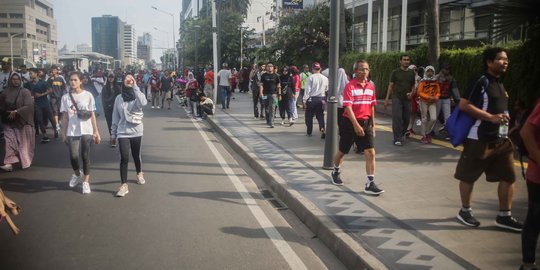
[446,76,489,147]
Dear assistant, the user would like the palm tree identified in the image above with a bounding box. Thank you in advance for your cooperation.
[491,0,540,41]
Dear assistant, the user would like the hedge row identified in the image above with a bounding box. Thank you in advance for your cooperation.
[341,40,540,109]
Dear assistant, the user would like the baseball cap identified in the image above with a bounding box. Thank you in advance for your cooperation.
[312,62,321,70]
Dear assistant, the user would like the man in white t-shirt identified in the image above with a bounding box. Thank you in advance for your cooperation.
[217,63,232,109]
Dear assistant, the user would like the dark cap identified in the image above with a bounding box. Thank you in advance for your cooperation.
[312,62,321,70]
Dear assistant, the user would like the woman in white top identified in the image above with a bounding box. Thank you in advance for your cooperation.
[60,71,101,195]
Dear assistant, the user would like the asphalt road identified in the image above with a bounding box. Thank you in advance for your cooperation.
[0,104,346,270]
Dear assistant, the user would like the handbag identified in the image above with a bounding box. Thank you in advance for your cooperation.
[124,100,143,125]
[68,92,92,120]
[1,89,21,123]
[446,76,489,147]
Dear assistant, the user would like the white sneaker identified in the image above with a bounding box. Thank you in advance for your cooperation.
[136,173,146,185]
[69,171,82,188]
[115,184,129,197]
[281,120,285,125]
[82,182,91,194]
[151,106,155,109]
[157,106,160,109]
[0,164,13,172]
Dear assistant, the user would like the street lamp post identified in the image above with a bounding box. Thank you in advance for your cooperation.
[152,6,177,70]
[10,33,24,71]
[193,25,201,67]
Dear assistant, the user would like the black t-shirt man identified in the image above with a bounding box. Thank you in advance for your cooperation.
[261,73,280,95]
[463,73,509,141]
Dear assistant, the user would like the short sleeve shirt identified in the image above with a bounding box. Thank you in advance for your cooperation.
[218,69,231,87]
[205,71,214,85]
[47,76,66,99]
[464,74,509,141]
[261,73,280,95]
[60,90,96,137]
[390,68,415,100]
[160,77,173,91]
[526,100,540,183]
[342,79,376,120]
[27,79,49,108]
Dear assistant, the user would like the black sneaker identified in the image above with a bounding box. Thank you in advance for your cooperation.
[54,130,59,139]
[41,136,50,143]
[457,210,480,227]
[331,171,343,186]
[321,132,326,139]
[364,182,384,195]
[495,215,523,232]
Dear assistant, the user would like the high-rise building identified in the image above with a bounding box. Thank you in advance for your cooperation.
[137,32,152,64]
[92,15,122,59]
[122,24,137,66]
[0,0,59,67]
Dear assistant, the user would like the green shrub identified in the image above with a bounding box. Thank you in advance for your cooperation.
[341,40,540,109]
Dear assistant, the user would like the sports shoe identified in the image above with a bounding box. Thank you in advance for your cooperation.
[151,106,155,109]
[393,140,403,146]
[69,171,82,188]
[281,120,285,125]
[331,171,343,186]
[82,182,91,194]
[157,106,160,109]
[495,215,523,232]
[364,182,384,195]
[54,130,59,139]
[41,136,50,143]
[321,132,326,139]
[457,209,480,227]
[136,173,146,185]
[0,164,14,172]
[115,184,129,197]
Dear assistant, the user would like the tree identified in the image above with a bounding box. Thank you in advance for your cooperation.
[426,0,440,70]
[258,2,350,67]
[491,0,540,41]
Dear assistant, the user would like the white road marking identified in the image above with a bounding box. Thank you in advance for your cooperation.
[189,111,308,270]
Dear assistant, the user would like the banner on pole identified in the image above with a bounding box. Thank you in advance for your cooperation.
[283,0,303,9]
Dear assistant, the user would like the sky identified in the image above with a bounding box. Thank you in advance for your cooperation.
[50,0,184,62]
[50,0,278,62]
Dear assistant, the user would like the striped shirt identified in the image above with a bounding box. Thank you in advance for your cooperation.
[342,78,376,120]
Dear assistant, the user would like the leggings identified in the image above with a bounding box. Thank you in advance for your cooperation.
[68,135,93,175]
[118,136,142,184]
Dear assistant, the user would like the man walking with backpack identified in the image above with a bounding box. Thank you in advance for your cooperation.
[454,47,522,232]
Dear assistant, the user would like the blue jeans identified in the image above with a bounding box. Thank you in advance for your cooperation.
[220,86,230,109]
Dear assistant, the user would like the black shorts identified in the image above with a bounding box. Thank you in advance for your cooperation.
[339,117,374,154]
[49,97,61,116]
[454,138,516,183]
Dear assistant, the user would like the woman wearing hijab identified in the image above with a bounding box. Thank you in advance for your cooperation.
[416,65,440,144]
[111,74,147,197]
[186,72,200,117]
[102,73,120,147]
[0,73,35,171]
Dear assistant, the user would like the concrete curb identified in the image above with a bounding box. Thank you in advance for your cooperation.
[206,115,388,270]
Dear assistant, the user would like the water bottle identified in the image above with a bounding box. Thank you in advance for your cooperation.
[498,110,509,138]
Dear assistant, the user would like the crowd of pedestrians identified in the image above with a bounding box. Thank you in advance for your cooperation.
[1,47,539,269]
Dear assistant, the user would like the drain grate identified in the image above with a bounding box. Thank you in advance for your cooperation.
[259,189,288,210]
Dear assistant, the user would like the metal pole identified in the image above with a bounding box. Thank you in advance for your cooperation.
[323,0,340,169]
[352,0,355,51]
[240,27,243,70]
[262,17,266,46]
[172,14,176,71]
[10,35,14,71]
[212,0,218,103]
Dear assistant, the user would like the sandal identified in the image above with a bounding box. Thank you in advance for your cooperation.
[0,189,21,215]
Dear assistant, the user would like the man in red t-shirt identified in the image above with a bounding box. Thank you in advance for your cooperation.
[520,99,540,269]
[330,60,384,195]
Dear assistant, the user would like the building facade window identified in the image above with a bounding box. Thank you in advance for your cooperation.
[10,23,24,28]
[0,13,7,18]
[0,23,8,28]
[9,13,24,19]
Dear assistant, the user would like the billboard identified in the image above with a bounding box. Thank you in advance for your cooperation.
[283,0,303,9]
